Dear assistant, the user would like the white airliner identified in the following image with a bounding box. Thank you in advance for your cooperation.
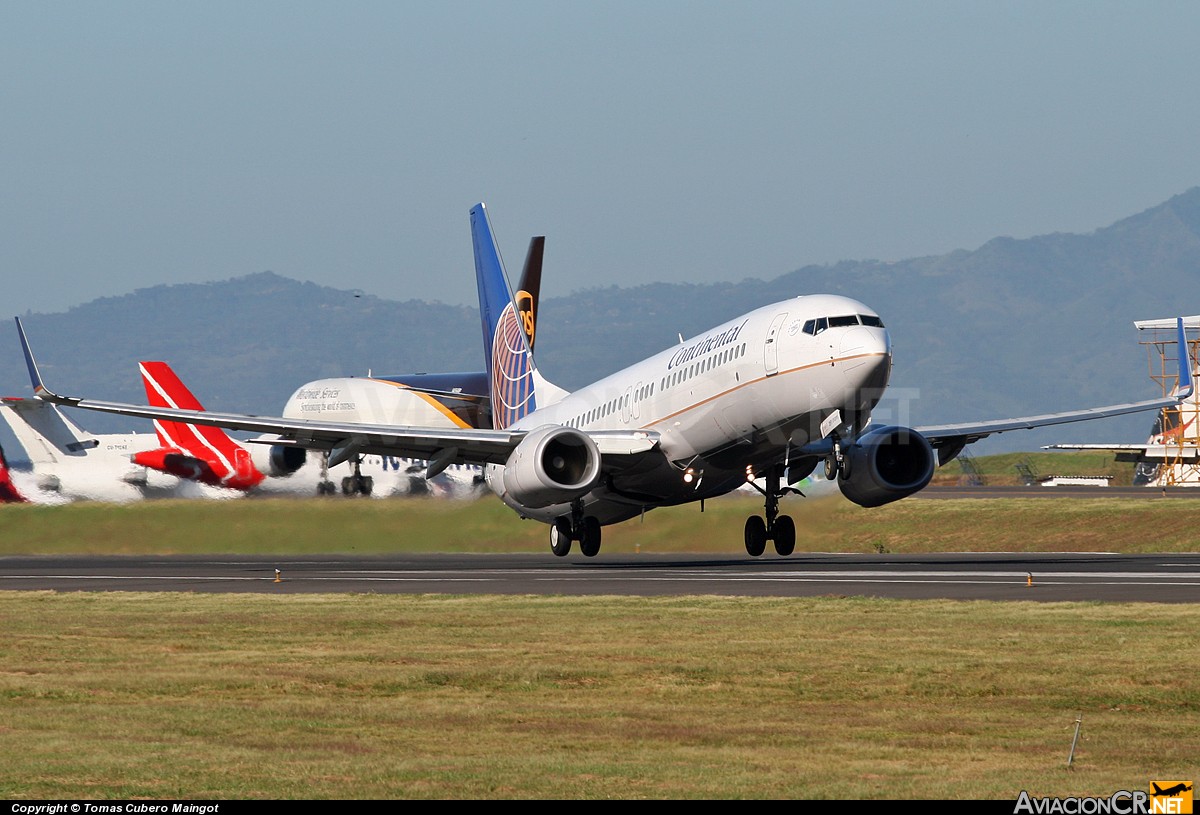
[14,203,1193,556]
[0,396,185,502]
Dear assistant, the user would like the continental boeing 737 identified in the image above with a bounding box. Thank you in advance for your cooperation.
[14,203,1194,557]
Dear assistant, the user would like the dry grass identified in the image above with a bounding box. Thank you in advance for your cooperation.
[2,493,1197,799]
[1,592,1197,799]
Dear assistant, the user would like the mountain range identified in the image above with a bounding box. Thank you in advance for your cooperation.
[4,188,1200,465]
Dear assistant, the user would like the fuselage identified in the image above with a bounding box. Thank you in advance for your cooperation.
[488,294,892,524]
[281,373,485,429]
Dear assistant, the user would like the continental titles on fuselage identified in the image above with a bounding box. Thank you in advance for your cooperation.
[667,319,748,371]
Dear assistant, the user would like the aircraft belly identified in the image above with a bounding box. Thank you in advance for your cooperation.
[493,457,746,527]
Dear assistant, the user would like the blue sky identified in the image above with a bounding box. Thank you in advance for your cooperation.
[4,1,1199,313]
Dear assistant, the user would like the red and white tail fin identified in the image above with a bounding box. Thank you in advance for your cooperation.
[137,361,264,490]
[0,440,29,503]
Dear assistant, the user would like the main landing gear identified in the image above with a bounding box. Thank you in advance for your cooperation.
[744,465,801,557]
[550,500,602,558]
[317,452,337,495]
[317,451,373,496]
[341,455,374,496]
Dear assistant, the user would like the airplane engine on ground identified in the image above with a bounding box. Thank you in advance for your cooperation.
[837,425,935,508]
[500,425,601,508]
[249,444,307,478]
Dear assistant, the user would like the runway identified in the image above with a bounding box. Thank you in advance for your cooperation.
[2,552,1198,602]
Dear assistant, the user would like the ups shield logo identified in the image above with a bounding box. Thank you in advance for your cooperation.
[515,289,535,348]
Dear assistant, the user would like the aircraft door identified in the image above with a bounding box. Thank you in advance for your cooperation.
[632,382,642,421]
[622,386,633,423]
[764,312,788,376]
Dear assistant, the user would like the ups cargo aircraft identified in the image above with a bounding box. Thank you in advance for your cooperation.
[135,358,485,498]
[280,235,543,495]
[14,203,1193,557]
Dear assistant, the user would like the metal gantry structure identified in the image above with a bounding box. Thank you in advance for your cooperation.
[1137,316,1200,486]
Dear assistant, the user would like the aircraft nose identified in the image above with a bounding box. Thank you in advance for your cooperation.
[840,327,891,392]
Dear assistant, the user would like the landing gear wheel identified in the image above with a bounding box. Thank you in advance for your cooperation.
[773,514,796,556]
[358,476,374,496]
[744,516,767,557]
[824,456,838,480]
[341,476,354,495]
[317,480,336,495]
[550,519,572,557]
[578,516,602,558]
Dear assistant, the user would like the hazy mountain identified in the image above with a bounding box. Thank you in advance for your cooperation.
[3,188,1199,466]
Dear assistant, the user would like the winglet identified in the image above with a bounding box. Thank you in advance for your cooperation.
[13,316,77,406]
[13,317,80,407]
[1176,317,1194,400]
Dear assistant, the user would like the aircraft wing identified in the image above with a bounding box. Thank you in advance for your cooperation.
[789,388,1194,467]
[913,318,1194,464]
[15,317,659,472]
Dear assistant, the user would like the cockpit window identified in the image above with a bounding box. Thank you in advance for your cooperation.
[860,314,884,328]
[803,317,829,335]
[828,315,858,328]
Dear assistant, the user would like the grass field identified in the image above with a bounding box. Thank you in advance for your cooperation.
[1,490,1197,800]
[1,489,1198,555]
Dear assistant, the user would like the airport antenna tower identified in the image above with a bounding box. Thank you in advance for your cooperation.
[1136,315,1200,486]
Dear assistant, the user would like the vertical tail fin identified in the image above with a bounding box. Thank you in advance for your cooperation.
[471,203,540,429]
[0,439,29,503]
[515,236,544,352]
[139,361,261,488]
[0,397,99,462]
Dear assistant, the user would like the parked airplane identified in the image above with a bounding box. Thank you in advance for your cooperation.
[1043,315,1200,486]
[14,203,1193,556]
[134,359,306,491]
[281,235,544,495]
[1,235,540,502]
[1,389,482,502]
[138,358,484,498]
[0,396,179,502]
[0,439,28,503]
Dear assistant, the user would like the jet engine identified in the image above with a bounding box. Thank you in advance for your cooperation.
[249,443,307,477]
[837,425,935,508]
[500,425,601,508]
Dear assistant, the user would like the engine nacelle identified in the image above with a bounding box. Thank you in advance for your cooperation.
[837,425,935,508]
[249,443,307,478]
[500,425,601,509]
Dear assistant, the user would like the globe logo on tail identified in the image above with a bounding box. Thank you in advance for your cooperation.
[491,302,536,429]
